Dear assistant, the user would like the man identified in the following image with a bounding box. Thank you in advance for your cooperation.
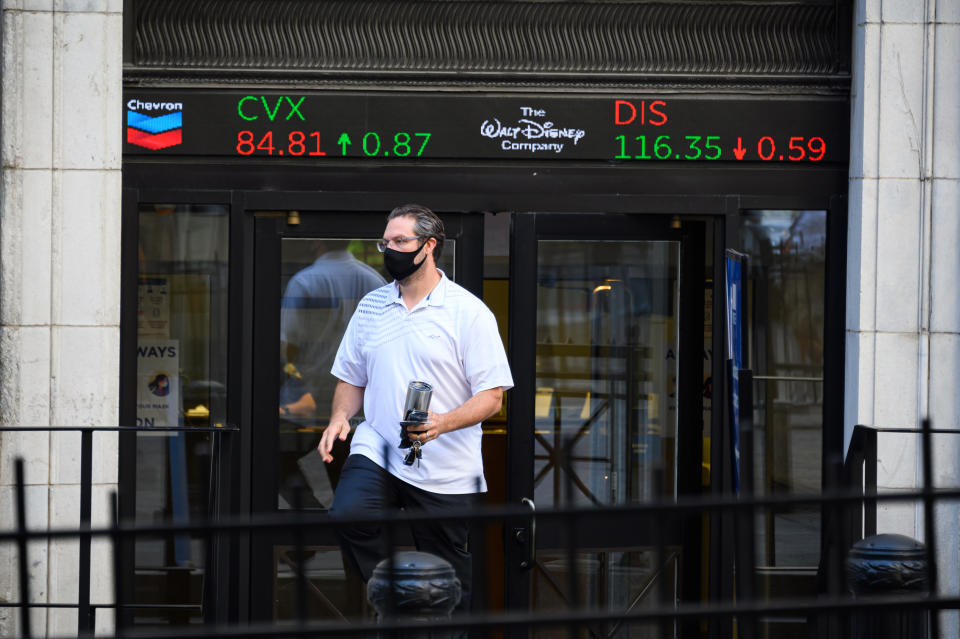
[318,204,512,612]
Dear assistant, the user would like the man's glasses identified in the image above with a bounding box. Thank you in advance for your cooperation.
[376,235,423,253]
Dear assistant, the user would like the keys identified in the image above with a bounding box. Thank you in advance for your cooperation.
[403,441,422,467]
[399,419,427,449]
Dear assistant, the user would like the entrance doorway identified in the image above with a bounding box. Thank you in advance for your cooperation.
[248,210,481,620]
[504,214,705,638]
[247,209,706,628]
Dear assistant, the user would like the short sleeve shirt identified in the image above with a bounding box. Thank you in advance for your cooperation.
[280,251,385,399]
[331,270,513,494]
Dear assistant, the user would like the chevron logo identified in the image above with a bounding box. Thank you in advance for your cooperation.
[126,108,183,150]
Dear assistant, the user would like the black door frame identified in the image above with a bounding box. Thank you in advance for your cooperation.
[504,213,706,621]
[121,161,848,628]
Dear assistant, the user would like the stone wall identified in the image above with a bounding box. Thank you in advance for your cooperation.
[846,0,960,635]
[0,1,122,635]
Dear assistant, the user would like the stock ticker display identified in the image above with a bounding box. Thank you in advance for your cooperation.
[124,91,847,164]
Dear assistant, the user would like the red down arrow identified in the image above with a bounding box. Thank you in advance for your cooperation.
[733,137,746,160]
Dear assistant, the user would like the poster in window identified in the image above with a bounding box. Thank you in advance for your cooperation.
[725,250,745,492]
[137,338,181,429]
[138,277,171,339]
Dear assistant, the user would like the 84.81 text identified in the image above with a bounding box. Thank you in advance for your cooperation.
[236,131,325,156]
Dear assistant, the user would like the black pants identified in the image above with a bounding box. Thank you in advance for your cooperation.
[329,454,477,612]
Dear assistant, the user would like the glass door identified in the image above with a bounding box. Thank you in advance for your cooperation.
[248,210,481,622]
[505,214,705,637]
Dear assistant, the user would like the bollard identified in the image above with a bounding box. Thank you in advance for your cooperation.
[846,534,929,639]
[367,551,462,638]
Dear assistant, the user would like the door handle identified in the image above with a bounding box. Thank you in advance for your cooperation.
[515,497,536,569]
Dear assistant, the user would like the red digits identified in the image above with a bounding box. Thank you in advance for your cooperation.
[808,137,826,161]
[236,131,255,155]
[288,131,305,155]
[757,136,775,161]
[256,131,275,154]
[788,136,806,161]
[308,132,326,156]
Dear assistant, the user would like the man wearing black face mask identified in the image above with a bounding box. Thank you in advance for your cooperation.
[318,204,513,614]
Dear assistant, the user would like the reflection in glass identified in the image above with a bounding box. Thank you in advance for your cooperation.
[273,547,364,621]
[535,241,680,508]
[533,240,681,636]
[741,211,826,601]
[276,238,455,510]
[135,203,229,627]
[532,550,678,638]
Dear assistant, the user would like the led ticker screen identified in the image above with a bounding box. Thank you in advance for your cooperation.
[123,91,848,164]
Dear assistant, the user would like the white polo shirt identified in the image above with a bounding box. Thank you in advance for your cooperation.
[331,270,513,494]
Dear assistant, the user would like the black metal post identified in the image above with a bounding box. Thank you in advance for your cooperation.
[111,491,125,639]
[920,418,939,639]
[865,428,878,537]
[367,551,461,639]
[382,441,398,629]
[563,436,579,639]
[78,428,94,636]
[15,458,32,638]
[293,488,307,625]
[655,487,670,639]
[202,430,218,626]
[733,369,756,639]
[202,529,215,627]
[844,426,864,544]
[87,605,97,634]
[846,534,928,639]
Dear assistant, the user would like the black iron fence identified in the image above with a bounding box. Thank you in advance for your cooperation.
[2,421,960,638]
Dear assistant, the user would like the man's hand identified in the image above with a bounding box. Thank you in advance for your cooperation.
[280,392,317,418]
[317,380,365,463]
[407,410,449,445]
[408,388,503,445]
[318,419,351,463]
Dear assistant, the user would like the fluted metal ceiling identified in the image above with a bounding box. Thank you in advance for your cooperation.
[126,0,851,91]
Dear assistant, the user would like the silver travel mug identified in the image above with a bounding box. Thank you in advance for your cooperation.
[404,381,433,421]
[400,381,433,461]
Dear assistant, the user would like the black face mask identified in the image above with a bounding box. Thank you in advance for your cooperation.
[383,240,427,281]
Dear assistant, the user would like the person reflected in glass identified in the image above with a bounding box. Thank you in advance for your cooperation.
[280,240,386,420]
[318,204,513,613]
[278,240,385,510]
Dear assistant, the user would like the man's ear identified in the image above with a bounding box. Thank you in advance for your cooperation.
[423,236,438,258]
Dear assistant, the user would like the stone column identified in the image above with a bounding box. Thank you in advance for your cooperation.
[847,1,960,636]
[0,1,122,636]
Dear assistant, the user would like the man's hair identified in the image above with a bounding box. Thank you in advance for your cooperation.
[387,203,445,260]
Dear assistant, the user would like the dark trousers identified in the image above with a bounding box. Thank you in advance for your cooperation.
[330,454,477,612]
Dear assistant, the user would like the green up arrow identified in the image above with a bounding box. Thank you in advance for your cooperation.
[337,133,352,156]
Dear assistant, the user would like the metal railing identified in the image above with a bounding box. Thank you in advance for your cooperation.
[0,425,236,636]
[844,424,878,540]
[2,421,959,638]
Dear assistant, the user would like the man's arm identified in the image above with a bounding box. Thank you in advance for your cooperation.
[410,387,503,445]
[317,380,365,463]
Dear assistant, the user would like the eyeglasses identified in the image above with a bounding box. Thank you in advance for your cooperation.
[376,235,424,253]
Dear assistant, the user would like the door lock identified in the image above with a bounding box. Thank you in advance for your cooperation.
[516,497,536,569]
